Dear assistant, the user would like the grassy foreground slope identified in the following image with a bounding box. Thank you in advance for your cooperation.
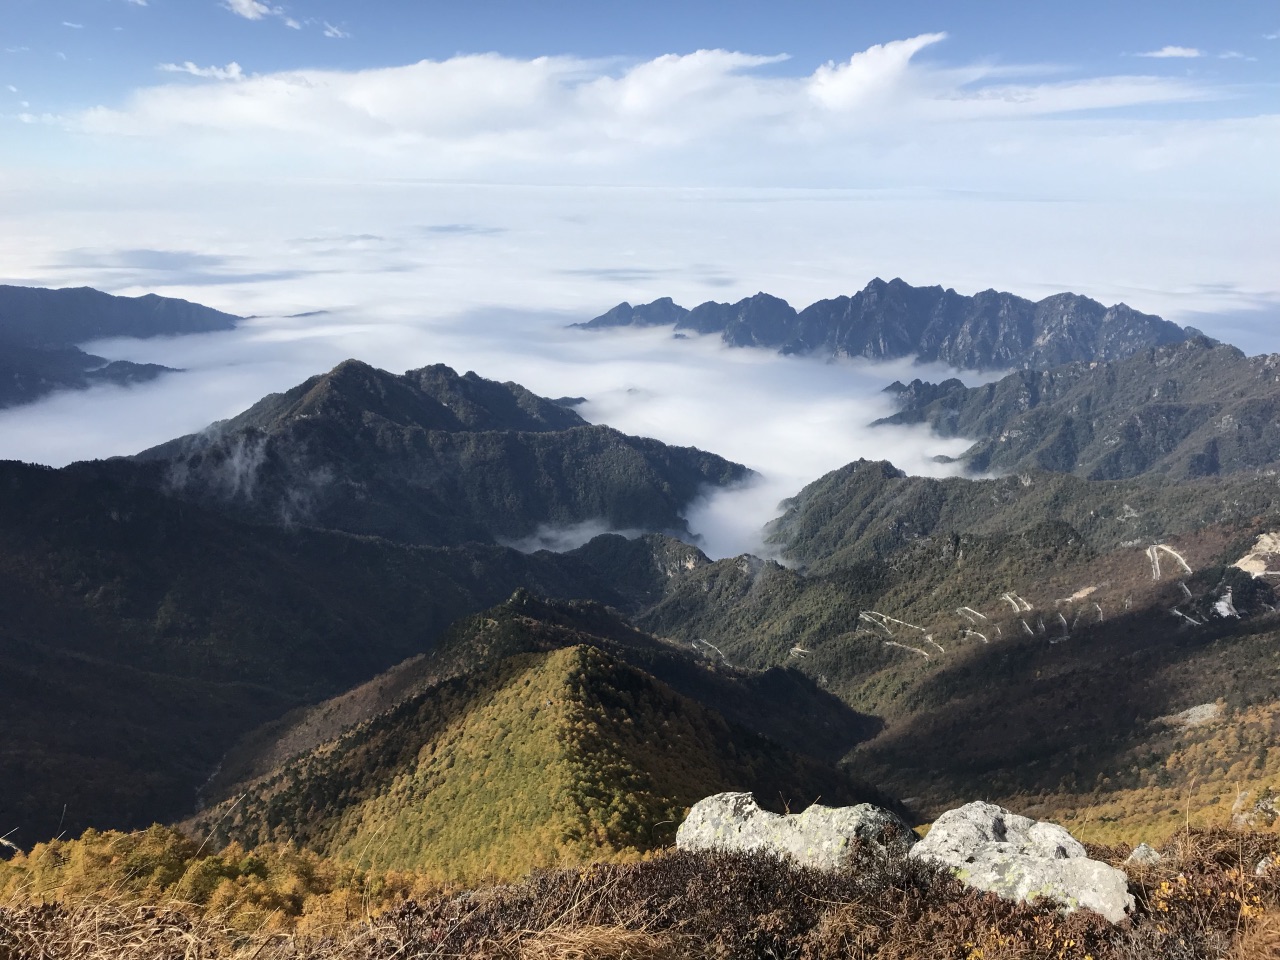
[6,827,1280,959]
[195,638,886,882]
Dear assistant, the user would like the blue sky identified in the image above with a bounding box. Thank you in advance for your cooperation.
[0,2,1276,337]
[4,0,1278,120]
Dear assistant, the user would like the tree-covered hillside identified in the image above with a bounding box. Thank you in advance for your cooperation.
[877,338,1280,479]
[131,359,749,546]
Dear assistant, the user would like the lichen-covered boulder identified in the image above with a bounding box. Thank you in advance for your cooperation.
[675,792,914,869]
[910,801,1133,923]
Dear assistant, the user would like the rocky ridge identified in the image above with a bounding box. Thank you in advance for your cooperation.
[131,359,749,547]
[877,337,1280,479]
[575,278,1198,371]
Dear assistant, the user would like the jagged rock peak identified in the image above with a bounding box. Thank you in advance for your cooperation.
[575,279,1202,371]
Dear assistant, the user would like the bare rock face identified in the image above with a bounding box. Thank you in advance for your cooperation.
[675,792,914,869]
[910,802,1134,923]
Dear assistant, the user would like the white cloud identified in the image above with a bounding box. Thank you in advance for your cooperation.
[74,38,1217,189]
[0,169,1276,554]
[62,22,85,29]
[1136,46,1203,58]
[323,22,350,39]
[158,61,245,81]
[809,33,946,109]
[5,85,16,93]
[221,0,304,30]
[223,0,277,19]
[125,0,148,5]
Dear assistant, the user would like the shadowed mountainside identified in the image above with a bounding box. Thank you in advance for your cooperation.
[0,359,750,845]
[132,359,750,546]
[0,284,240,407]
[0,459,639,844]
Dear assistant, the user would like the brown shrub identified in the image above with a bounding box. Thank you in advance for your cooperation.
[11,831,1280,960]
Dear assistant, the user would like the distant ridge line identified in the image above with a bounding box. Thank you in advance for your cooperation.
[573,277,1204,372]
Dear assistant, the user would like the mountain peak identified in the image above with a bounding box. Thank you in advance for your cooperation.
[576,278,1206,371]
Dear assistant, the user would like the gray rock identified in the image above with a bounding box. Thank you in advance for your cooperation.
[1256,856,1275,877]
[910,801,1134,923]
[1126,843,1163,866]
[675,792,914,870]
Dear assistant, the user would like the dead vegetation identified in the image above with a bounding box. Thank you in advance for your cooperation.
[6,831,1280,959]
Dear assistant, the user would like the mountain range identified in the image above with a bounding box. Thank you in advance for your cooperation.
[875,337,1280,479]
[575,277,1200,371]
[0,357,749,842]
[132,359,748,545]
[0,284,240,407]
[4,279,1280,887]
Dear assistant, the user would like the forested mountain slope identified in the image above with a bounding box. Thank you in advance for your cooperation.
[192,598,893,881]
[877,338,1280,479]
[132,359,749,545]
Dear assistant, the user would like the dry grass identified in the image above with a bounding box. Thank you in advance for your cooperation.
[513,925,686,960]
[0,901,295,960]
[8,831,1280,960]
[1236,912,1280,960]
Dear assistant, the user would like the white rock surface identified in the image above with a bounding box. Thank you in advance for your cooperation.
[675,792,913,869]
[910,801,1134,923]
[1125,843,1163,866]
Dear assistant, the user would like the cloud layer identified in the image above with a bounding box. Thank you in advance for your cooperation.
[0,301,974,559]
[69,35,1243,192]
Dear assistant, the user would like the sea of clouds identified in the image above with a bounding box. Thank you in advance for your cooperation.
[0,178,1277,558]
[1,34,1277,557]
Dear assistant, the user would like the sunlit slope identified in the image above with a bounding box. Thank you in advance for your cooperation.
[1031,699,1280,846]
[195,643,884,882]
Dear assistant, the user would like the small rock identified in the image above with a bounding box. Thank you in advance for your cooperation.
[910,801,1134,923]
[1126,843,1162,866]
[675,792,914,870]
[1233,790,1279,830]
[1157,702,1223,729]
[1257,856,1275,877]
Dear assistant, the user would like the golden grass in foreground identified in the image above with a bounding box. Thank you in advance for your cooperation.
[7,830,1280,959]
